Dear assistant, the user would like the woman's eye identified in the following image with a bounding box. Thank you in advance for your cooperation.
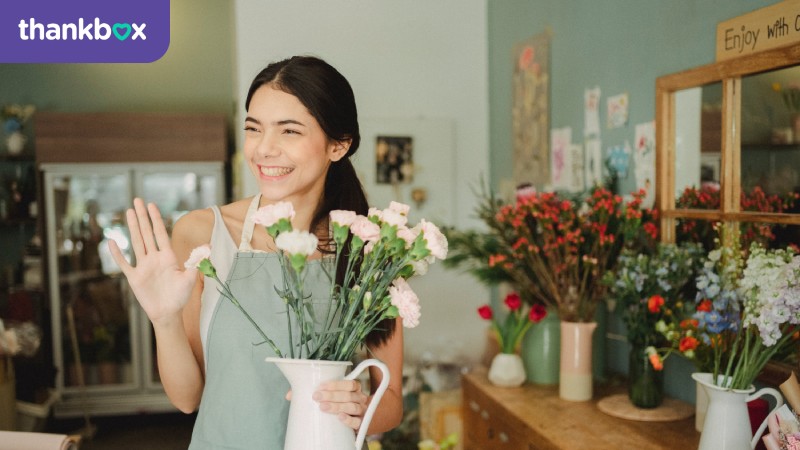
[244,126,259,132]
[283,129,300,135]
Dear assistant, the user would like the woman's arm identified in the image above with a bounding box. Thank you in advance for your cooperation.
[313,318,405,434]
[109,199,208,413]
[365,319,405,433]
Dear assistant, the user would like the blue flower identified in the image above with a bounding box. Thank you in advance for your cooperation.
[3,118,21,134]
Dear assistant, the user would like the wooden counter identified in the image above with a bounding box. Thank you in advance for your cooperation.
[462,370,700,449]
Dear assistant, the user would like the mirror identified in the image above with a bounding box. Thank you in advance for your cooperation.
[657,46,800,382]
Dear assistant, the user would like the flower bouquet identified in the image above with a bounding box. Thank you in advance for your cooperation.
[604,242,703,407]
[650,224,800,391]
[186,200,447,450]
[477,292,547,386]
[447,184,657,323]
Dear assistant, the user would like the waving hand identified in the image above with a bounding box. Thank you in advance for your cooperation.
[108,198,199,325]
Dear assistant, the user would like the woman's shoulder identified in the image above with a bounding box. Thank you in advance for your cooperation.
[172,207,216,248]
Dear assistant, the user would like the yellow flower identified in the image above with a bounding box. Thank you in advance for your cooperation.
[367,440,383,450]
[773,82,782,93]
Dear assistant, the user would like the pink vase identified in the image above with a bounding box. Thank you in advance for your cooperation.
[559,321,597,401]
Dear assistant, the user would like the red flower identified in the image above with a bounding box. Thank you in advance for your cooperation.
[647,295,665,313]
[477,305,493,320]
[680,319,699,329]
[504,293,522,311]
[529,304,547,323]
[697,299,713,312]
[679,336,699,352]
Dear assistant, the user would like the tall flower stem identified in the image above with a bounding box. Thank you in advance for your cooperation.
[212,275,283,358]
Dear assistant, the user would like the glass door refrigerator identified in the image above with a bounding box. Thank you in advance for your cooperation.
[41,162,224,417]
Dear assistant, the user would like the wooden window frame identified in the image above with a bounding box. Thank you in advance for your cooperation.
[655,45,800,385]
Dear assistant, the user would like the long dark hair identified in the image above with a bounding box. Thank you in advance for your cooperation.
[245,56,394,347]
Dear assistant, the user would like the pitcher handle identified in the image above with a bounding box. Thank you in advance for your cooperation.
[747,387,783,449]
[344,358,390,450]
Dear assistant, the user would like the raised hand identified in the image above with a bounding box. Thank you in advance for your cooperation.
[108,198,199,325]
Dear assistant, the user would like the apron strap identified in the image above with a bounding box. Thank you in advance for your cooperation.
[238,194,262,251]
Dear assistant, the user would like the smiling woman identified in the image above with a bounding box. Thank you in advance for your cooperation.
[107,55,405,449]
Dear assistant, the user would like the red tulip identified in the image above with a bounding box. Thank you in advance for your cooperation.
[529,304,547,323]
[504,293,522,311]
[477,305,493,320]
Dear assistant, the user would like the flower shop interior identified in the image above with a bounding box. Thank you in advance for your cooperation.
[2,0,800,449]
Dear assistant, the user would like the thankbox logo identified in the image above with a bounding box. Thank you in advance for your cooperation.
[18,18,147,41]
[1,0,169,63]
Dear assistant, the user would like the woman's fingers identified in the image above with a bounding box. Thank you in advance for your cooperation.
[148,202,171,253]
[107,239,132,275]
[133,198,158,254]
[126,207,146,258]
[313,379,367,426]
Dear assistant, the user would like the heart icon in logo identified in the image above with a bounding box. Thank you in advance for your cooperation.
[112,23,132,41]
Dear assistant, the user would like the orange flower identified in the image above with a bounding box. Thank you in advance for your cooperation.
[679,336,699,352]
[648,352,664,371]
[647,295,665,313]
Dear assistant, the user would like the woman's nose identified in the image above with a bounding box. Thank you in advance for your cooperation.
[257,130,281,157]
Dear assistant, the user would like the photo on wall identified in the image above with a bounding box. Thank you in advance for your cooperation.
[375,135,413,185]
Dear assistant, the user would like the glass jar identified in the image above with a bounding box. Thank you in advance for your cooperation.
[628,342,664,408]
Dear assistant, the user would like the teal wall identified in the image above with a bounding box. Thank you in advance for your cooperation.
[487,0,777,403]
[0,0,235,281]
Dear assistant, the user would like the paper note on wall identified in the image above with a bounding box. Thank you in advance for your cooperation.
[607,93,629,129]
[634,121,656,209]
[584,87,601,136]
[550,127,572,190]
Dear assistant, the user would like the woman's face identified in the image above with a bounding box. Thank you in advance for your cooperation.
[244,85,347,207]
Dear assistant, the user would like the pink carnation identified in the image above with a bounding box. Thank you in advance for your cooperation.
[419,219,448,260]
[367,207,383,220]
[275,230,318,256]
[389,278,421,328]
[252,201,295,227]
[184,244,212,269]
[350,215,381,242]
[381,209,407,227]
[330,210,357,227]
[388,201,410,216]
[397,226,418,247]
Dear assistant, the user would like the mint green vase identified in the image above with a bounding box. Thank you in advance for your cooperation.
[521,308,560,384]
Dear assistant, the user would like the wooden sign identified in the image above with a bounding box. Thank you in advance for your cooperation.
[716,0,800,61]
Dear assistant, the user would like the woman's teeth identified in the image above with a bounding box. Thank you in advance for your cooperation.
[261,167,293,177]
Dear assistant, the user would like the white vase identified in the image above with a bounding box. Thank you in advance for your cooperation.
[488,353,526,387]
[692,372,783,450]
[266,357,389,450]
[5,131,26,156]
[695,377,709,432]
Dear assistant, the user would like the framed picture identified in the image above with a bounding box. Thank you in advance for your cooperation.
[375,135,413,184]
[353,117,455,225]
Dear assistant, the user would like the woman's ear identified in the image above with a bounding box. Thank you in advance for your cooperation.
[329,138,351,162]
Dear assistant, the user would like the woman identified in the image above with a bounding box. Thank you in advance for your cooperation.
[109,56,403,448]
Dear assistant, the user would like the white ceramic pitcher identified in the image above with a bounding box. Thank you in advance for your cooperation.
[267,357,389,450]
[692,372,783,450]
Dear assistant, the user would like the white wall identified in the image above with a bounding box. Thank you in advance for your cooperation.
[233,0,491,365]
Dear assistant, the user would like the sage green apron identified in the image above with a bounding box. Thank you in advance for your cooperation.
[189,196,333,449]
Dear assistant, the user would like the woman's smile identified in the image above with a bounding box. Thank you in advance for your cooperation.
[259,165,294,179]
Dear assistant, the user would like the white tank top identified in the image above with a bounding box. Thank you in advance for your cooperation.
[198,195,262,359]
